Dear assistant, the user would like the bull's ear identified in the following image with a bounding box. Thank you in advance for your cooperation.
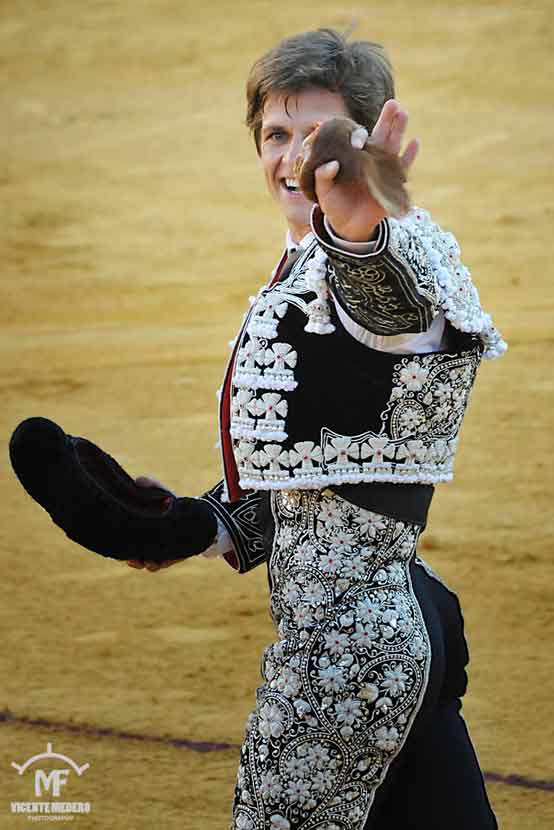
[351,126,369,149]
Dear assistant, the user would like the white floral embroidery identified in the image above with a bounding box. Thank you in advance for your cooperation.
[352,624,378,649]
[270,815,290,830]
[375,725,400,752]
[340,554,367,580]
[265,342,298,370]
[259,703,287,739]
[305,743,333,770]
[316,498,343,527]
[260,770,283,803]
[275,665,302,697]
[232,389,254,421]
[302,578,327,606]
[260,342,298,390]
[356,596,382,625]
[254,392,288,422]
[294,541,317,563]
[324,436,359,467]
[323,630,350,656]
[435,381,453,399]
[320,551,341,574]
[283,579,300,605]
[386,562,405,585]
[257,444,290,473]
[399,361,429,391]
[235,440,257,465]
[360,436,396,465]
[334,697,363,726]
[399,407,424,434]
[381,664,409,696]
[353,510,387,539]
[278,526,296,549]
[232,391,289,443]
[326,528,356,552]
[408,636,427,661]
[235,813,255,830]
[288,441,323,471]
[232,491,430,829]
[396,440,427,464]
[248,295,289,339]
[318,664,347,693]
[237,337,265,372]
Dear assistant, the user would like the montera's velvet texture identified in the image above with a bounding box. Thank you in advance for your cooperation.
[9,417,217,562]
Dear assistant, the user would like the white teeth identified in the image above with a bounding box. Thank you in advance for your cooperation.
[285,178,299,189]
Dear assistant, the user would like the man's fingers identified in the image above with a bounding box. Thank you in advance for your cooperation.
[401,137,420,172]
[315,160,340,184]
[387,110,408,156]
[371,100,419,175]
[135,474,176,497]
[372,101,412,158]
[127,558,180,571]
[371,99,400,145]
[136,475,163,488]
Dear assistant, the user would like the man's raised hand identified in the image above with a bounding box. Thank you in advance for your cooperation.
[298,99,419,242]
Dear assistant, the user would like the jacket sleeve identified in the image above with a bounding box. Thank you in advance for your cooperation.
[311,205,442,336]
[198,481,269,574]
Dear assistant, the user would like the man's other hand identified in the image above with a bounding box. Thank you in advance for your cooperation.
[126,475,187,572]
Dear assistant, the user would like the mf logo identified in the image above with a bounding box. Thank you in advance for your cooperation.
[11,742,90,796]
[34,769,69,798]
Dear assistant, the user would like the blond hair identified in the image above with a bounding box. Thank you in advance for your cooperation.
[246,28,395,153]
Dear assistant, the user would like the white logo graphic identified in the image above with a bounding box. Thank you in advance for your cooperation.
[34,769,69,798]
[10,742,92,818]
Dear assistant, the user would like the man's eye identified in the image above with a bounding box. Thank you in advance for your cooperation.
[268,131,286,142]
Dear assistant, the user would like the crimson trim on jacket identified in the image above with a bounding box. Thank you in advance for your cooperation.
[219,249,289,502]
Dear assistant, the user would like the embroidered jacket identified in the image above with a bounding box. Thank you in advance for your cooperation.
[200,205,506,572]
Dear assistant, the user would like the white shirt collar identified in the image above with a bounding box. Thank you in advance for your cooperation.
[285,229,315,254]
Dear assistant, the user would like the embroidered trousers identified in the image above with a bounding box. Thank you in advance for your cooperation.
[231,489,497,830]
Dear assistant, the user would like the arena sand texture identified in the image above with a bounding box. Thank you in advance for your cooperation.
[1,1,553,828]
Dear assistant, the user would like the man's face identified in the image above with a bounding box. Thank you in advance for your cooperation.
[259,87,350,242]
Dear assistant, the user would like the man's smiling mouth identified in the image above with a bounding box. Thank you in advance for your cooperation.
[282,178,301,193]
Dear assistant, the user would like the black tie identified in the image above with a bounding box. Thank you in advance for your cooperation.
[277,247,302,283]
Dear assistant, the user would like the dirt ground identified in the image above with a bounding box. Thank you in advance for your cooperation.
[1,1,553,827]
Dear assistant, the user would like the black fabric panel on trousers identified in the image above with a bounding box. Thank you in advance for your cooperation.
[413,561,469,702]
[363,562,496,829]
[365,699,498,830]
